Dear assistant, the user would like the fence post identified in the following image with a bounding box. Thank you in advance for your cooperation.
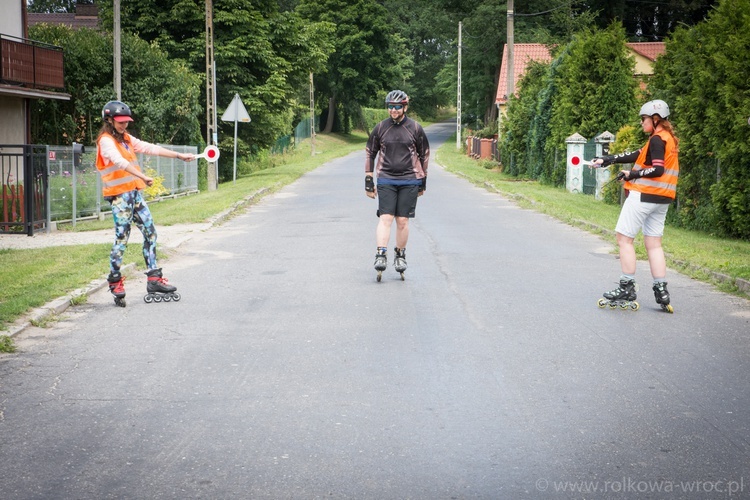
[45,145,51,233]
[594,131,615,200]
[71,143,77,228]
[565,133,587,193]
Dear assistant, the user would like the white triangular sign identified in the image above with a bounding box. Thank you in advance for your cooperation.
[221,93,251,123]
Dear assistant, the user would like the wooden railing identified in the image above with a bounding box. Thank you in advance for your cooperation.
[0,33,65,91]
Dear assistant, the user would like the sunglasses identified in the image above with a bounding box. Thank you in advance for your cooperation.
[387,104,404,110]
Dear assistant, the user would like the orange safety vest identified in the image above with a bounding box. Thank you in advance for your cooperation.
[96,132,146,197]
[624,129,679,199]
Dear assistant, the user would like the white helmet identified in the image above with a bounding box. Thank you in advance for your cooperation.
[639,99,670,119]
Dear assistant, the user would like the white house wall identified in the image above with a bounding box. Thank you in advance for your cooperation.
[0,96,25,144]
[0,0,24,38]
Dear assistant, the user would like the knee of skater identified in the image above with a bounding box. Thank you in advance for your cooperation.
[644,236,662,250]
[616,233,634,246]
[379,214,395,225]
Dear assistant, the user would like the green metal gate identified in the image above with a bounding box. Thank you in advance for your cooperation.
[582,139,598,195]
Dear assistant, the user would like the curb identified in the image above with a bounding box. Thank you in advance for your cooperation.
[2,186,274,339]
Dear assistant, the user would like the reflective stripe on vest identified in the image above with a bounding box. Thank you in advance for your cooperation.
[625,130,679,199]
[96,132,147,196]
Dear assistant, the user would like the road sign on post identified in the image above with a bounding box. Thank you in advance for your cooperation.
[221,93,251,184]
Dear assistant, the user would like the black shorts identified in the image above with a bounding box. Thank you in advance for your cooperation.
[378,184,419,218]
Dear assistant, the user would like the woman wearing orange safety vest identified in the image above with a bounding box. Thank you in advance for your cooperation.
[96,100,195,307]
[592,99,679,313]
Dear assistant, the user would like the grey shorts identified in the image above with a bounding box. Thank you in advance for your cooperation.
[377,184,419,218]
[615,191,670,238]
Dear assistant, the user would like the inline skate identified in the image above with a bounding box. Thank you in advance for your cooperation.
[108,272,126,307]
[394,247,407,281]
[374,249,387,282]
[144,268,180,303]
[653,281,674,313]
[598,278,639,311]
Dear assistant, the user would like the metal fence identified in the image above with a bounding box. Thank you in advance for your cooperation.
[465,136,500,162]
[47,144,198,225]
[294,116,319,146]
[0,144,48,235]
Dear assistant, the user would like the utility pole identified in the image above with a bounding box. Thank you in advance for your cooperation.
[205,0,218,191]
[114,0,121,100]
[456,21,462,150]
[507,0,514,99]
[310,72,315,156]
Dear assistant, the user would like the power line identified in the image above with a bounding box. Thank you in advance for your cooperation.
[514,1,571,17]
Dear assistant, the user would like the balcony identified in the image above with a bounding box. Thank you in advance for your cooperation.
[1,33,65,92]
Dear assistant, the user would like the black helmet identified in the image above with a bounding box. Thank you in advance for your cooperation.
[102,100,134,122]
[385,90,409,106]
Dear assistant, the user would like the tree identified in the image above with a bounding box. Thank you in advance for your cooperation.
[26,0,80,13]
[650,0,750,239]
[501,23,638,185]
[296,0,408,133]
[95,0,334,180]
[381,0,455,118]
[580,0,719,41]
[28,24,202,146]
[499,60,550,177]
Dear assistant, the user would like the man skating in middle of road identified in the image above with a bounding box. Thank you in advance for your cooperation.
[364,89,430,282]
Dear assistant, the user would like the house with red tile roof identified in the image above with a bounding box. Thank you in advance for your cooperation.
[495,42,666,118]
[495,43,553,109]
[626,42,666,77]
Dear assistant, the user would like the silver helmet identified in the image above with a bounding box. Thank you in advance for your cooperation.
[385,90,409,106]
[639,99,670,119]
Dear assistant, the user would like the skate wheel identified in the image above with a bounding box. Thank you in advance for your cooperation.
[144,295,153,304]
[630,302,640,311]
[153,294,163,303]
[172,293,181,302]
[663,304,674,313]
[163,294,172,302]
[115,298,126,308]
[597,298,607,308]
[377,272,382,282]
[400,272,405,281]
[608,302,617,309]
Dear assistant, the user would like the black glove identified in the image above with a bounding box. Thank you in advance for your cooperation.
[616,171,626,181]
[594,156,616,168]
[365,175,375,193]
[419,177,427,193]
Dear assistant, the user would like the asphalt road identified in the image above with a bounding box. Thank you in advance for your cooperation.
[1,121,749,499]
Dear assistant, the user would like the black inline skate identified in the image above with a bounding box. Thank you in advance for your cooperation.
[374,249,387,282]
[653,281,674,313]
[394,247,407,281]
[598,278,639,311]
[144,268,180,303]
[108,272,126,307]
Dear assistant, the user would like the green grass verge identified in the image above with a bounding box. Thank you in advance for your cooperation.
[0,132,367,331]
[435,139,750,296]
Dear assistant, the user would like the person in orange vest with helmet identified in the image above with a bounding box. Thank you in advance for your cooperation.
[96,100,195,307]
[592,99,679,313]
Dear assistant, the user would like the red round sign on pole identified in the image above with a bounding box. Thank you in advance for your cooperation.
[570,155,581,166]
[197,145,220,162]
